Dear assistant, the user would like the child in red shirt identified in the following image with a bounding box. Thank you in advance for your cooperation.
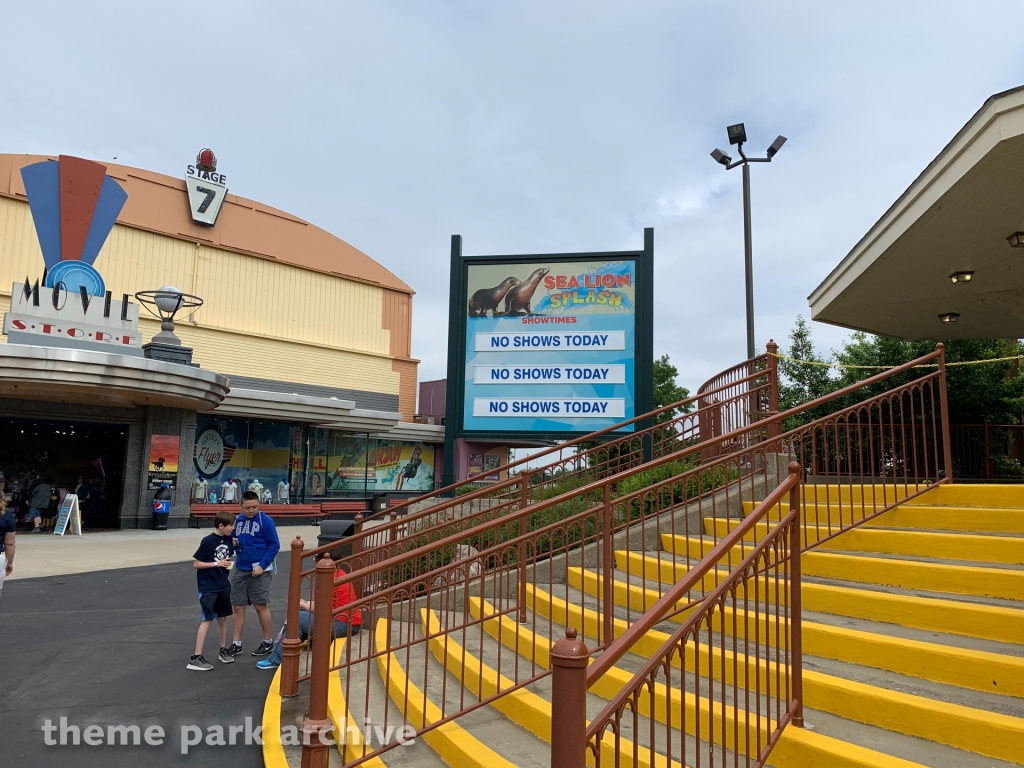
[257,558,362,669]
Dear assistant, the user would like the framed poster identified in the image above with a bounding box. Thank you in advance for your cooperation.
[444,230,653,443]
[148,434,181,489]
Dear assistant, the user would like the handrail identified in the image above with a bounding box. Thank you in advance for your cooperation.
[308,345,944,581]
[360,353,770,523]
[585,461,802,685]
[298,366,774,563]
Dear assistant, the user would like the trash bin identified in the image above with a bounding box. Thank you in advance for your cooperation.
[152,483,172,530]
[372,494,388,513]
[317,519,355,560]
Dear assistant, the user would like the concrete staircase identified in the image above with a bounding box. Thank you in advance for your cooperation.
[271,484,1024,767]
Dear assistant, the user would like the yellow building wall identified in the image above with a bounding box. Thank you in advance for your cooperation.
[0,195,405,401]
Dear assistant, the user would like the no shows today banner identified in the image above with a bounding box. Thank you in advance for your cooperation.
[460,257,640,435]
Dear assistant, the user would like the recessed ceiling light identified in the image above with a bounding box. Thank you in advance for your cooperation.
[949,270,974,284]
[938,312,960,323]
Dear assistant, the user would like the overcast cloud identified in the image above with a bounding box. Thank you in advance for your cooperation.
[3,2,1023,396]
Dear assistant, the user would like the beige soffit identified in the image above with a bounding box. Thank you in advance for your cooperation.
[0,344,229,410]
[0,154,413,294]
[376,421,446,443]
[808,85,1024,339]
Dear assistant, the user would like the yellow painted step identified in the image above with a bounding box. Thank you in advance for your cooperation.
[904,484,1024,508]
[373,618,518,768]
[743,500,1024,535]
[801,484,929,504]
[618,551,1024,696]
[542,582,1024,764]
[708,518,1024,565]
[420,608,678,768]
[328,639,387,767]
[464,598,929,768]
[643,545,1024,646]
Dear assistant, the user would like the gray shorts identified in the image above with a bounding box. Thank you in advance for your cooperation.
[230,566,273,606]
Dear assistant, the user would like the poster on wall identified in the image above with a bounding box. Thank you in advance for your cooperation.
[450,234,652,441]
[148,434,181,489]
[371,442,435,492]
[484,454,501,480]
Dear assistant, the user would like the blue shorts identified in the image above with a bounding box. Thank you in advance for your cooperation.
[199,589,232,622]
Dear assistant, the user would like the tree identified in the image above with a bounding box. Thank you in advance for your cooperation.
[776,315,1024,425]
[652,354,691,423]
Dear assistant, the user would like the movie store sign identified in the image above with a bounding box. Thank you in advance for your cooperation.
[3,280,142,355]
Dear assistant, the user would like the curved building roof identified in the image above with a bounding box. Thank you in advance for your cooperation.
[0,153,413,294]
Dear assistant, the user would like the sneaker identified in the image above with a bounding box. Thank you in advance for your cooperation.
[218,647,235,664]
[251,640,275,657]
[227,644,243,657]
[256,658,279,671]
[187,655,213,671]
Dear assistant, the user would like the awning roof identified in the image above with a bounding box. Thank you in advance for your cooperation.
[809,85,1024,339]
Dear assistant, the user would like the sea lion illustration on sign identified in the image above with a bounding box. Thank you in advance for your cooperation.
[503,267,550,316]
[468,276,521,317]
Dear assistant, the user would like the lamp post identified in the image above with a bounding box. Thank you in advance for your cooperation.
[711,124,787,359]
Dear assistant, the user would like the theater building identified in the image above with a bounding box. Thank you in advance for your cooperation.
[0,152,442,529]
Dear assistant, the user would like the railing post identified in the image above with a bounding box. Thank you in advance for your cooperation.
[788,462,804,728]
[518,478,529,623]
[550,627,590,768]
[352,513,365,597]
[301,555,336,768]
[602,484,614,648]
[935,343,955,484]
[984,420,994,480]
[766,339,781,440]
[387,509,397,543]
[280,535,305,698]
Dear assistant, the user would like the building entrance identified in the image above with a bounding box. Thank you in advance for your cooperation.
[0,418,127,529]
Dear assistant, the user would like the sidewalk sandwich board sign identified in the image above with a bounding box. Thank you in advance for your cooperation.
[54,494,82,536]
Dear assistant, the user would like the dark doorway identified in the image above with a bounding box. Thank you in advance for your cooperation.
[0,418,128,529]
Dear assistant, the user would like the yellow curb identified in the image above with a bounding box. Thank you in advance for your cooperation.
[472,595,928,768]
[709,518,1024,565]
[261,665,289,768]
[618,551,1024,696]
[421,607,678,768]
[374,618,516,768]
[328,639,387,767]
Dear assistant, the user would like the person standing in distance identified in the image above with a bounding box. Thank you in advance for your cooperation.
[0,498,15,604]
[228,491,280,657]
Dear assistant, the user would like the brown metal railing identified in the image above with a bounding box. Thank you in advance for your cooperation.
[288,344,950,767]
[950,422,1024,481]
[567,465,802,768]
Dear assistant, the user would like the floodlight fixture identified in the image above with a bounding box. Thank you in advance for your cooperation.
[938,312,960,324]
[1007,231,1024,248]
[711,148,732,166]
[949,270,974,284]
[727,123,747,145]
[766,135,788,158]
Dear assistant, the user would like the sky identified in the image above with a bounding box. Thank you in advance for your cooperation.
[3,1,1023,398]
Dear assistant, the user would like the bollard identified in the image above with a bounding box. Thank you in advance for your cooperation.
[550,627,590,768]
[300,554,336,768]
[279,536,305,698]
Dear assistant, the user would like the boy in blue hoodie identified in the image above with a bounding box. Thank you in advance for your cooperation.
[228,490,280,657]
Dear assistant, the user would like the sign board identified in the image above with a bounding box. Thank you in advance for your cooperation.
[148,434,181,489]
[445,231,653,441]
[3,282,142,356]
[54,494,82,536]
[185,172,228,226]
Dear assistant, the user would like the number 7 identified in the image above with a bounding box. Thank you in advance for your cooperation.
[196,186,217,213]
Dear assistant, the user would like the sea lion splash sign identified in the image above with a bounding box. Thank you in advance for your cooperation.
[443,231,654,488]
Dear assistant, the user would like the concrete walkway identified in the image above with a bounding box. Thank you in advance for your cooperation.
[7,525,323,580]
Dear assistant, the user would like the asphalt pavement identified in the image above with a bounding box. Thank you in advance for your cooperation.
[1,551,291,767]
